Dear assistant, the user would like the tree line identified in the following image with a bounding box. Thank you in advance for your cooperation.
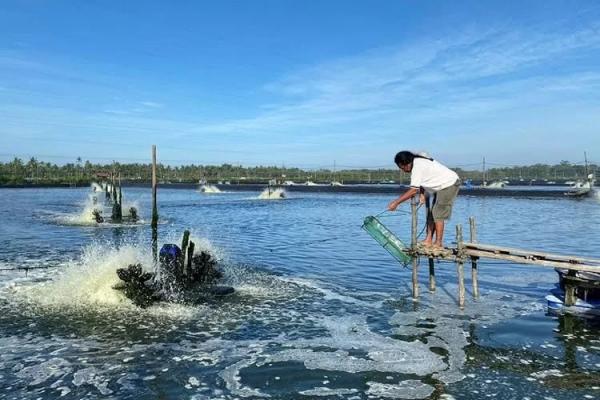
[0,157,596,186]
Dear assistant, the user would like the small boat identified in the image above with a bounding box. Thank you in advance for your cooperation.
[546,289,600,314]
[546,268,600,314]
[330,181,344,187]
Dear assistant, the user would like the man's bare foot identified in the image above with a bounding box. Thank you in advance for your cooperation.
[419,240,433,247]
[431,243,444,249]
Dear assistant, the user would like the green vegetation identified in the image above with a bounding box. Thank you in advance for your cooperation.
[0,157,596,186]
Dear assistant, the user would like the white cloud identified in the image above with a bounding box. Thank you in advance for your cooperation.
[176,19,600,164]
[140,101,163,108]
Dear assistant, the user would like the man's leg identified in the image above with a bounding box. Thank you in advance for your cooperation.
[423,196,435,246]
[434,220,445,247]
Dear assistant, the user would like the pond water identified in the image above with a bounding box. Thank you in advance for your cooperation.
[0,187,599,399]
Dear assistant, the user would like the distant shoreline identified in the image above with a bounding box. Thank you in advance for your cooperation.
[0,182,579,198]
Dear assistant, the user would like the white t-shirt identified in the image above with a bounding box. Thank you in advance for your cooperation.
[410,157,459,193]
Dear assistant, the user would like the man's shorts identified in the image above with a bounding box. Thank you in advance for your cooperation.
[432,180,460,221]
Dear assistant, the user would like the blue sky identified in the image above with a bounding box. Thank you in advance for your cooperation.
[1,1,599,169]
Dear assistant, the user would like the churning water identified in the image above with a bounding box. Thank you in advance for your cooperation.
[0,187,599,399]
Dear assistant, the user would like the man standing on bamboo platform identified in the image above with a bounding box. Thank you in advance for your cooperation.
[387,151,460,248]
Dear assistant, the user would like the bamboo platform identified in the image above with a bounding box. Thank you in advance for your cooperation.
[405,196,600,308]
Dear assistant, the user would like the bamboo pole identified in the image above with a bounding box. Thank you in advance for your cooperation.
[464,250,600,273]
[426,195,435,292]
[151,145,158,262]
[116,172,123,222]
[456,224,465,308]
[469,217,479,298]
[462,242,600,265]
[111,171,115,202]
[411,194,419,300]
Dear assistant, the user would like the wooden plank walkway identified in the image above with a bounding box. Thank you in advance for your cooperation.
[404,196,599,308]
[463,243,600,273]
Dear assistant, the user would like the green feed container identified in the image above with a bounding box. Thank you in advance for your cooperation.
[362,216,411,264]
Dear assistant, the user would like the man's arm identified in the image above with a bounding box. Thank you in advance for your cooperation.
[387,187,419,211]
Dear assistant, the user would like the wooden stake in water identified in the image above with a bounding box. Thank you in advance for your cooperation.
[428,257,436,292]
[564,270,577,306]
[456,224,465,308]
[411,194,419,300]
[118,172,123,217]
[469,217,479,298]
[151,145,158,261]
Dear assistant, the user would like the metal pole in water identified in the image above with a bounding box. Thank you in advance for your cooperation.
[469,217,479,298]
[151,145,158,262]
[411,194,419,300]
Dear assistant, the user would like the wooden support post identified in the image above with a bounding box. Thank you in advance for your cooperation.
[456,224,465,308]
[111,169,121,222]
[425,195,435,292]
[469,217,479,298]
[564,269,577,306]
[151,145,158,262]
[118,172,123,216]
[411,195,419,300]
[428,257,436,292]
[111,170,117,203]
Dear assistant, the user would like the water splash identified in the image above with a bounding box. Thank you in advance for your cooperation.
[198,185,222,194]
[13,244,152,308]
[53,194,142,227]
[258,187,287,200]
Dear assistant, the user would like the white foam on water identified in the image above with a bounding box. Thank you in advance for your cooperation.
[14,357,72,386]
[72,367,113,395]
[530,369,564,379]
[366,380,435,399]
[2,334,131,398]
[220,358,270,398]
[211,315,447,398]
[282,277,383,308]
[194,278,549,397]
[192,275,549,399]
[257,188,287,200]
[299,387,359,396]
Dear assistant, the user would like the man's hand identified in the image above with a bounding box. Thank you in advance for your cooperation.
[419,193,426,205]
[387,199,399,211]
